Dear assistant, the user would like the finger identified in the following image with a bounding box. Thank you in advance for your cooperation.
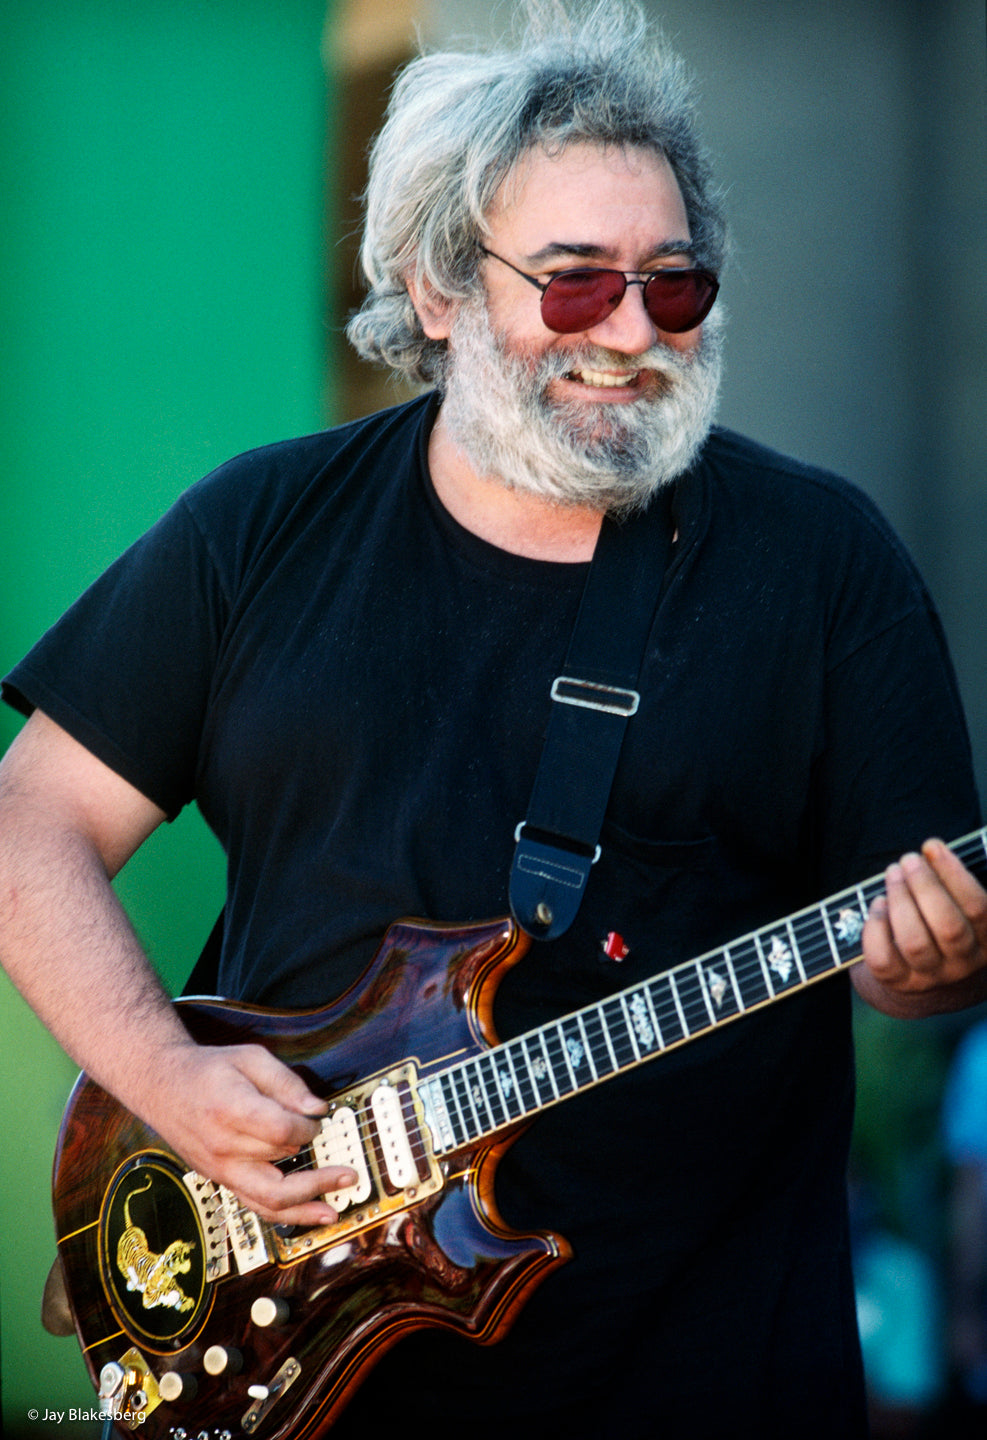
[882,858,941,976]
[231,1043,328,1117]
[895,849,980,973]
[921,838,987,944]
[223,1159,359,1227]
[183,1049,324,1163]
[862,894,908,985]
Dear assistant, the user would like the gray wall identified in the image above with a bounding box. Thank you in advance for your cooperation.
[428,0,987,802]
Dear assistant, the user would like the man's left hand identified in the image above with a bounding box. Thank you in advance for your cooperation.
[854,839,987,1016]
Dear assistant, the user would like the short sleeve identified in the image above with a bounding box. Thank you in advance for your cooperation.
[2,495,229,818]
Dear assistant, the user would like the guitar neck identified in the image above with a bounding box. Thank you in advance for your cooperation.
[419,828,987,1153]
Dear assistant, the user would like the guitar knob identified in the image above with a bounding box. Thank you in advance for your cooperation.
[158,1371,198,1403]
[203,1345,243,1377]
[250,1295,290,1328]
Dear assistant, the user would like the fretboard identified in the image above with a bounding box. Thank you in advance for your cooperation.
[419,829,987,1154]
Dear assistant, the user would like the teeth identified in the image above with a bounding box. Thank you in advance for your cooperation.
[570,369,638,388]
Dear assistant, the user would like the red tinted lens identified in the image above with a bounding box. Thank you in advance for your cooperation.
[642,270,718,333]
[540,269,627,333]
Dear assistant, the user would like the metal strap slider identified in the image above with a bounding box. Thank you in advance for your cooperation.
[550,675,640,716]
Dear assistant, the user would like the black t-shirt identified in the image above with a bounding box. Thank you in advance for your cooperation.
[4,393,979,1434]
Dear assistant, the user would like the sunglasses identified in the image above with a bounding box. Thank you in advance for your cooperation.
[480,247,719,335]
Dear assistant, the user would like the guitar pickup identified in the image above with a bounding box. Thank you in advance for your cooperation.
[272,1063,444,1264]
[311,1105,372,1210]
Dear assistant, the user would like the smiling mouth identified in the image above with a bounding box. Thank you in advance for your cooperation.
[566,367,640,388]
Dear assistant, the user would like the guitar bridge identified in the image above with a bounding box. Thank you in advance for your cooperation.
[274,1062,445,1263]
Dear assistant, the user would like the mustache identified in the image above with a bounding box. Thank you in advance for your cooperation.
[520,334,717,391]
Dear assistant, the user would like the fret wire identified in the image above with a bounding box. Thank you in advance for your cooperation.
[475,1055,503,1128]
[497,1050,524,1121]
[730,940,767,1007]
[784,920,808,984]
[503,1042,531,1114]
[443,1074,469,1147]
[561,1016,592,1086]
[643,980,666,1047]
[790,912,832,979]
[723,949,745,1009]
[651,975,683,1044]
[677,963,713,1032]
[819,905,842,967]
[473,1057,500,1130]
[753,932,777,998]
[537,1030,561,1101]
[602,997,634,1065]
[667,970,690,1036]
[542,1027,570,1095]
[443,1072,470,1144]
[618,994,643,1062]
[454,1065,483,1138]
[493,1053,517,1121]
[594,1004,620,1073]
[584,1008,615,1077]
[520,1036,548,1108]
[695,962,717,1027]
[557,1019,579,1087]
[575,1014,599,1082]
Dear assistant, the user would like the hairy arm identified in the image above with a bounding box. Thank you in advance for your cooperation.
[0,711,352,1223]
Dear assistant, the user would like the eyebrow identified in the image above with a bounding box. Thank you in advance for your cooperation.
[523,239,696,266]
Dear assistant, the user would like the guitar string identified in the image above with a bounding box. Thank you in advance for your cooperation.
[274,831,987,1170]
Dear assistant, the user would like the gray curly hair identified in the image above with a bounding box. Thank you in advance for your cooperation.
[345,1,728,385]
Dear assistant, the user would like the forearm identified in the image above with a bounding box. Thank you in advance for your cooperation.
[0,712,352,1224]
[0,803,194,1113]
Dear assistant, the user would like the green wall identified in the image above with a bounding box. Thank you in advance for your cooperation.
[0,2,333,1432]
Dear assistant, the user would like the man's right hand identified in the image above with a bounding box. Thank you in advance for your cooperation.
[139,1039,358,1227]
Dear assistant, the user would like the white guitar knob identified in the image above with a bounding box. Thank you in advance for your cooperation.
[203,1345,243,1377]
[158,1371,198,1402]
[250,1295,290,1328]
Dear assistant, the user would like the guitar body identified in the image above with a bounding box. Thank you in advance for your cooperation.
[53,916,570,1439]
[59,830,987,1436]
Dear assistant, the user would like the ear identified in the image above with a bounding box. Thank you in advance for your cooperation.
[404,270,456,341]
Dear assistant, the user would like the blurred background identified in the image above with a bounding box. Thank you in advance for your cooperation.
[1,1,985,1434]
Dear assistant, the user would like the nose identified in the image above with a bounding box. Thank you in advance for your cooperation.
[584,278,659,355]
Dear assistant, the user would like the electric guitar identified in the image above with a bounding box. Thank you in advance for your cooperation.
[52,828,987,1438]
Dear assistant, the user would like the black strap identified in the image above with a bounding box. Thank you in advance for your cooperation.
[509,494,675,940]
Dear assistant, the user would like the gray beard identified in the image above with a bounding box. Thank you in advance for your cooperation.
[438,301,725,514]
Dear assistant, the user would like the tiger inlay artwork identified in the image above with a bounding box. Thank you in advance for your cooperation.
[115,1173,196,1314]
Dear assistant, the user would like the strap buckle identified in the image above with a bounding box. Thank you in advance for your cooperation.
[550,675,640,716]
[514,822,601,865]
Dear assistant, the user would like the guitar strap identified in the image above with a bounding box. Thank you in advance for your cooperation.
[508,489,675,941]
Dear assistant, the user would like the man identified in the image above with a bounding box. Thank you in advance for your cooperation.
[1,4,986,1436]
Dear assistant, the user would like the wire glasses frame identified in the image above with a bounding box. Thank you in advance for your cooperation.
[480,246,719,335]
